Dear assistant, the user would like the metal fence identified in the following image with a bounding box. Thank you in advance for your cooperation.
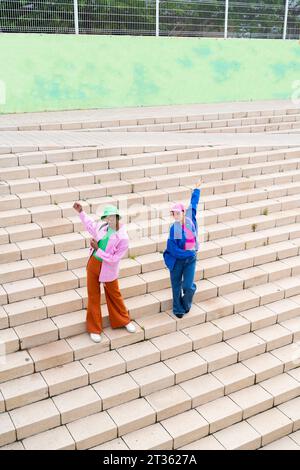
[0,0,299,39]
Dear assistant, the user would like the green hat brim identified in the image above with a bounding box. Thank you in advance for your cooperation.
[100,213,121,220]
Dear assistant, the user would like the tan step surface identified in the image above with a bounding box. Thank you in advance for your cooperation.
[247,407,293,446]
[260,435,300,450]
[107,398,156,437]
[229,384,274,419]
[9,398,61,440]
[122,423,173,450]
[196,396,242,433]
[179,434,225,450]
[161,409,209,449]
[22,426,75,450]
[92,374,139,410]
[66,411,117,450]
[213,421,262,450]
[3,105,300,451]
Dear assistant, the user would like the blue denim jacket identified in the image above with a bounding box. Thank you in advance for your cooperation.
[163,188,201,271]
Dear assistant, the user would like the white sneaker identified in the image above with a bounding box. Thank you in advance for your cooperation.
[125,322,136,333]
[90,333,102,343]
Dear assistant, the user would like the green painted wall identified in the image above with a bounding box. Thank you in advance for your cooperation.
[0,33,300,114]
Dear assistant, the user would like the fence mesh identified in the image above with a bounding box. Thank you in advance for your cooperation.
[0,1,75,34]
[0,0,299,39]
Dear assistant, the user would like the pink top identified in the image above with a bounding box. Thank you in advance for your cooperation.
[79,211,129,282]
[183,224,196,250]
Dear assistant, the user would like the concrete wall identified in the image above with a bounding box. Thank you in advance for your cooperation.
[0,33,299,114]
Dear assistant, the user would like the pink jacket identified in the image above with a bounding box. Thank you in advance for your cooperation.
[79,211,129,282]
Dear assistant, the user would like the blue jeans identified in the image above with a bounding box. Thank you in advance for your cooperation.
[170,255,197,315]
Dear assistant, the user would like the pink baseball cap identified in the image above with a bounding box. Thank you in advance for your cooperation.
[170,202,185,213]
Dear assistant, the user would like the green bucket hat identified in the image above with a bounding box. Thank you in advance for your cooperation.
[100,205,121,220]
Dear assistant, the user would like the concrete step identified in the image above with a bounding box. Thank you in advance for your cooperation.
[0,224,298,302]
[114,377,300,450]
[180,405,293,450]
[261,428,300,450]
[186,121,300,135]
[4,158,300,229]
[1,195,300,270]
[1,227,300,330]
[1,347,299,448]
[0,185,300,256]
[1,276,300,396]
[3,150,300,205]
[1,144,300,210]
[3,173,300,244]
[2,145,300,185]
[3,106,299,133]
[0,306,298,409]
[2,104,300,450]
[93,112,300,134]
[3,150,290,187]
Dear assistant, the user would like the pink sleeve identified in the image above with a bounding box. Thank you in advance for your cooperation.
[95,238,129,264]
[79,211,97,237]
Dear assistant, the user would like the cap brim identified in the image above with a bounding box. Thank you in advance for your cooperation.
[101,214,121,219]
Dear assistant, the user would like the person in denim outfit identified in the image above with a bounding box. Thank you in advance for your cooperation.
[163,179,202,318]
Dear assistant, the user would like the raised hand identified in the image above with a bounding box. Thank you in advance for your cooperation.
[195,178,203,188]
[73,202,83,213]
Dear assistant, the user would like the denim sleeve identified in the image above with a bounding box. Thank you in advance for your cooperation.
[191,188,201,209]
[186,188,201,226]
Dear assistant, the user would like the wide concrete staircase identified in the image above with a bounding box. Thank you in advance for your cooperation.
[1,104,300,450]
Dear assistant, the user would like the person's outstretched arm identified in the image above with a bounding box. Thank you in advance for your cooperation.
[73,202,98,238]
[186,179,202,224]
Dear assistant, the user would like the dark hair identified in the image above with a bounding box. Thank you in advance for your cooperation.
[101,214,120,231]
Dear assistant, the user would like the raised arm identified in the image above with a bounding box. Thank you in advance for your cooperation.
[190,188,201,209]
[73,202,97,237]
[186,179,202,222]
